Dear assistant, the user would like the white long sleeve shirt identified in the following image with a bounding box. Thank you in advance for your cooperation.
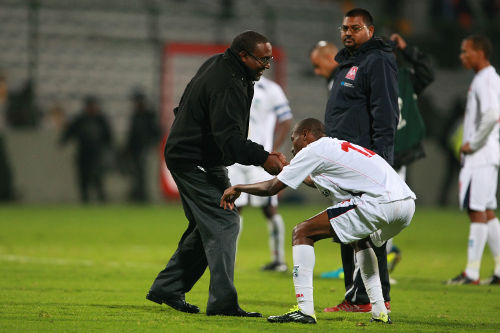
[462,65,500,167]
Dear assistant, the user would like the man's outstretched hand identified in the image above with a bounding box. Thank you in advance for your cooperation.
[220,186,241,210]
[263,152,288,175]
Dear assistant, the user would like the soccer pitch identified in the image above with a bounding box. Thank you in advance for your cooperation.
[1,204,499,332]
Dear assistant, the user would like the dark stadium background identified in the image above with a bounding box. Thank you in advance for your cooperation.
[0,0,499,205]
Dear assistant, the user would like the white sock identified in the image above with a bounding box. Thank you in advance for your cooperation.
[268,214,285,263]
[292,245,315,316]
[465,222,488,280]
[487,217,500,276]
[356,248,386,317]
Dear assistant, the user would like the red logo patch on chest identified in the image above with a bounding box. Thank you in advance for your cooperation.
[345,66,358,80]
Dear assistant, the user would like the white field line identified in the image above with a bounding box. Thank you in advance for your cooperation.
[0,254,159,269]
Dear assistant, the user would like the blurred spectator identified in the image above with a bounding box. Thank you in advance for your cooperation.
[6,80,40,128]
[0,72,16,201]
[0,72,7,128]
[124,90,161,202]
[60,96,113,203]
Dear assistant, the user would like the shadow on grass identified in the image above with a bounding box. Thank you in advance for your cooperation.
[238,299,296,307]
[401,317,500,330]
[89,303,165,312]
[4,301,166,314]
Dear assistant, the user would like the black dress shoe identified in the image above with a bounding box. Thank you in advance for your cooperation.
[206,307,262,317]
[146,292,200,314]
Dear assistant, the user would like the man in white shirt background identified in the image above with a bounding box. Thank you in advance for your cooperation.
[447,35,500,285]
[227,75,293,272]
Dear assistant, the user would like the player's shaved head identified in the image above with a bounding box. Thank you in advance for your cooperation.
[293,118,325,139]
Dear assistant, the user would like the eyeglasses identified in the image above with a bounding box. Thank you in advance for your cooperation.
[338,25,367,33]
[246,50,273,66]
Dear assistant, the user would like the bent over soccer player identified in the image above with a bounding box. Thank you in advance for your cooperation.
[220,118,416,324]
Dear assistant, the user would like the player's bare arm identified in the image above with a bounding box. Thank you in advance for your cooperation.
[302,176,316,188]
[220,178,287,210]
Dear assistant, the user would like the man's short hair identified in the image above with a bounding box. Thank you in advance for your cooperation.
[345,8,374,27]
[230,31,269,53]
[465,35,493,60]
[294,118,325,138]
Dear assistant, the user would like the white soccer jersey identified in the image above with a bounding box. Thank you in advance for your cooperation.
[228,77,292,206]
[247,76,292,151]
[277,137,416,203]
[462,65,500,167]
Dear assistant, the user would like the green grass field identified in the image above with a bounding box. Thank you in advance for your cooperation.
[1,204,500,332]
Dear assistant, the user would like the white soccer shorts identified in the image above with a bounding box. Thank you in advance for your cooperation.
[459,164,498,211]
[326,196,415,246]
[227,164,278,207]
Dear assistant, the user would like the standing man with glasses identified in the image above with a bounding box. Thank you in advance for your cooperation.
[321,8,399,314]
[146,30,286,317]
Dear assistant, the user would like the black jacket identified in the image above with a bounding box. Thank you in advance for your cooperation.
[165,48,269,170]
[127,108,161,154]
[397,44,435,96]
[325,37,399,164]
[392,44,435,169]
[61,112,112,159]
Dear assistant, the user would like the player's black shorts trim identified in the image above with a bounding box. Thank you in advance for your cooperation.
[327,204,357,220]
[462,181,471,211]
[327,204,357,243]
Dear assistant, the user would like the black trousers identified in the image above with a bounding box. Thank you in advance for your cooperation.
[148,166,241,313]
[342,242,390,304]
[129,150,148,202]
[76,154,106,203]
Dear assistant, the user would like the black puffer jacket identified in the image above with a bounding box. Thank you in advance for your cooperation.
[325,37,399,165]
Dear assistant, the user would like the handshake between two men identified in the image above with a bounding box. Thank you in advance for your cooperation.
[220,151,288,211]
[262,151,288,176]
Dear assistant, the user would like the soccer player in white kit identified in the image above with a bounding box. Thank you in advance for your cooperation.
[227,76,293,272]
[221,118,416,324]
[446,35,500,285]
